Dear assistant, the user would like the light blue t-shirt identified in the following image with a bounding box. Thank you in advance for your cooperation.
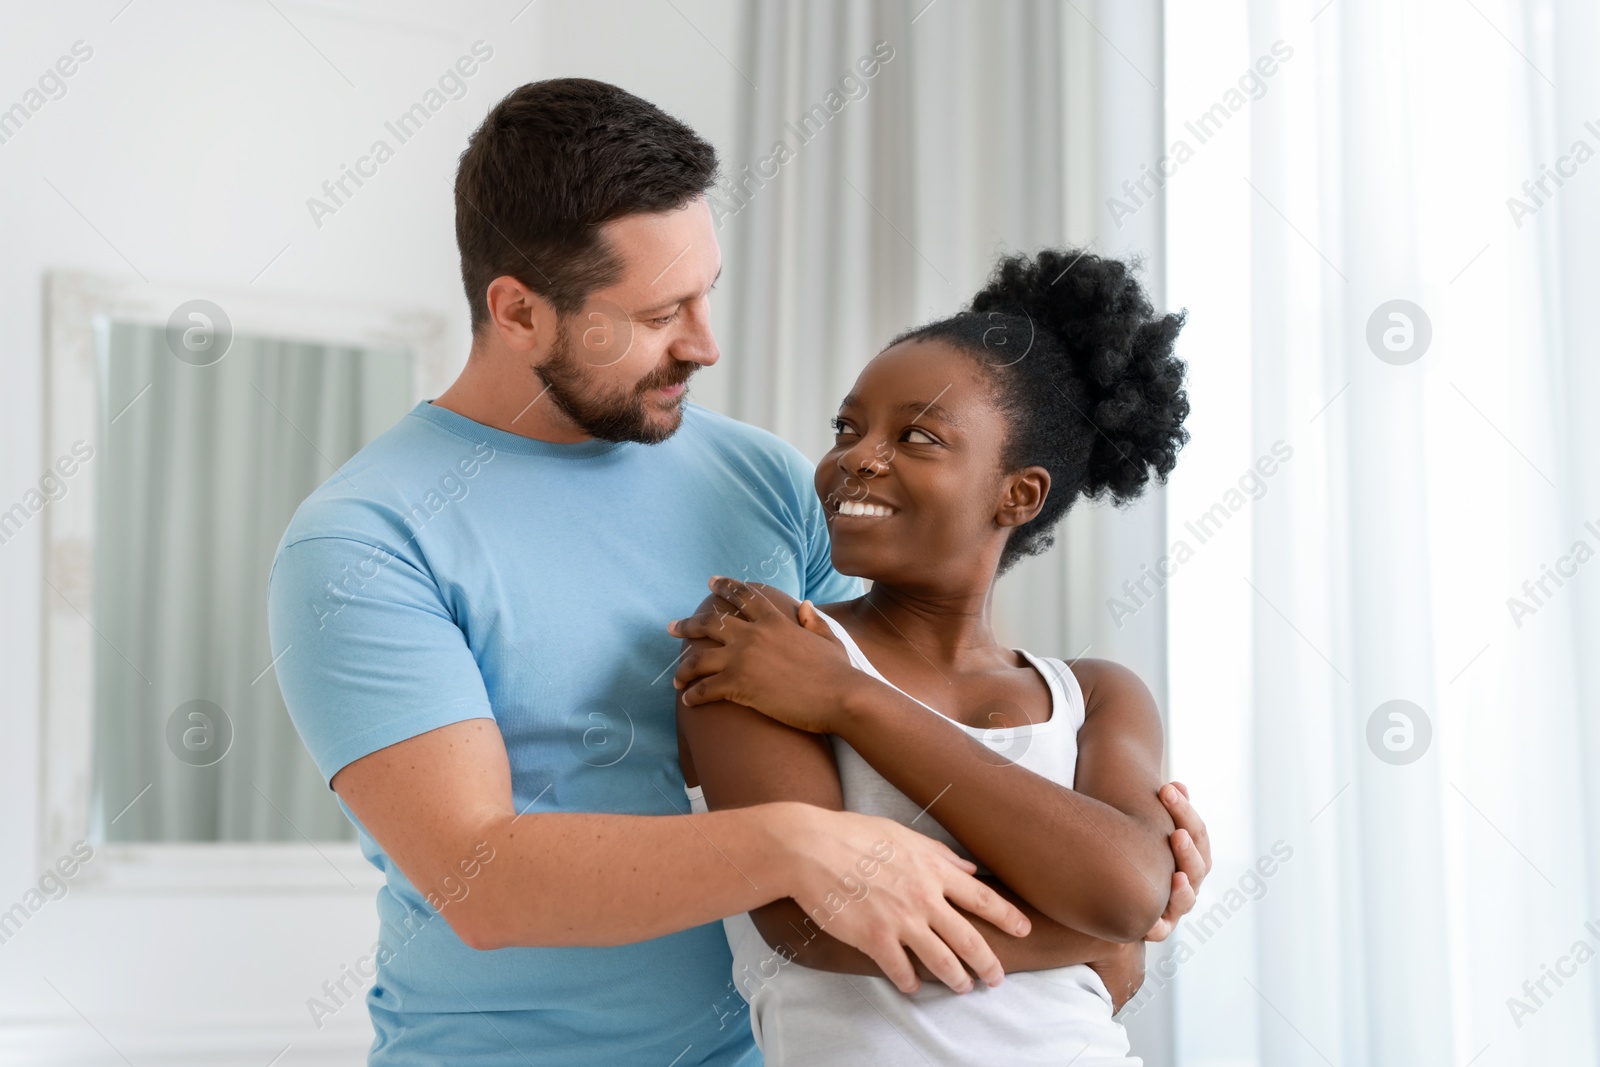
[266,399,860,1066]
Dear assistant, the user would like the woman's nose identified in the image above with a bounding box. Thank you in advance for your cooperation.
[839,442,886,478]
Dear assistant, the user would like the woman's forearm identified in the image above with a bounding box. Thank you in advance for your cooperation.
[833,676,1172,941]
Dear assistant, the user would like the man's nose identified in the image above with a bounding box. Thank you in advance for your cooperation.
[673,298,720,367]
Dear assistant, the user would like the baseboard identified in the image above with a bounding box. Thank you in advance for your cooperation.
[0,1020,372,1066]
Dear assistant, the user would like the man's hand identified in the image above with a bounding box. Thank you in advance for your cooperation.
[773,803,1033,996]
[1144,781,1211,942]
[668,577,861,733]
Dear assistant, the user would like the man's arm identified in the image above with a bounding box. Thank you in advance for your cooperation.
[330,713,1029,996]
[332,717,794,950]
[267,534,1027,993]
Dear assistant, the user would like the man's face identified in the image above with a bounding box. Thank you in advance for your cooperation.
[537,198,722,443]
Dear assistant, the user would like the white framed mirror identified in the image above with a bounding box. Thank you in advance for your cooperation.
[39,270,455,892]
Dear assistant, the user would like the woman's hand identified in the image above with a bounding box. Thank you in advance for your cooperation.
[667,576,868,733]
[1144,781,1211,942]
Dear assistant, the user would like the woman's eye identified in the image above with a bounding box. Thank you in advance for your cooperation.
[902,427,937,444]
[831,418,858,436]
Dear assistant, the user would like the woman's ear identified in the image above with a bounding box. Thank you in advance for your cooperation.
[996,466,1050,530]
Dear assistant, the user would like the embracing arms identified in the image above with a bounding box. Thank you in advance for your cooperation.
[265,519,1027,985]
[678,697,1146,989]
[675,580,1211,1002]
[675,579,1189,942]
[331,715,1028,977]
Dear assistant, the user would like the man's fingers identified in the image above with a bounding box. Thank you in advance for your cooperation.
[944,871,1030,938]
[861,938,921,995]
[929,841,978,875]
[1168,870,1194,914]
[927,906,1008,989]
[1171,828,1206,887]
[1161,783,1211,882]
[945,855,979,876]
[1163,870,1195,925]
[1144,870,1193,943]
[904,922,978,993]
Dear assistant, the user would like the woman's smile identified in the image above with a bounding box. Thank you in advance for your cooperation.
[831,497,899,519]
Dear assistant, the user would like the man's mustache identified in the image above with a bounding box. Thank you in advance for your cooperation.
[636,361,696,394]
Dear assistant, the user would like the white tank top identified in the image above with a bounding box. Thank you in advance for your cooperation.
[685,610,1141,1066]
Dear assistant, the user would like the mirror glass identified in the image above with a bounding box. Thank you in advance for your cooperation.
[91,318,411,843]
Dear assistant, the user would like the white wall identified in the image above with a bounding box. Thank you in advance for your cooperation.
[0,1,740,1060]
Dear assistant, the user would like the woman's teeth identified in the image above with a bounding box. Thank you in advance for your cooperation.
[837,500,895,517]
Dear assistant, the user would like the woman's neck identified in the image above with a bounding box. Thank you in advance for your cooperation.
[845,582,1005,668]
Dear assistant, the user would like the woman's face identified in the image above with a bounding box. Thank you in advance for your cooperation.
[814,339,1044,589]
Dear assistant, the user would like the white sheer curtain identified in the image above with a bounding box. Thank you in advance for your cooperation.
[93,320,409,842]
[715,0,1177,1057]
[1164,1,1600,1063]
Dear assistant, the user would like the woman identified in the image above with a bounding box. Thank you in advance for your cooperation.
[671,247,1196,1065]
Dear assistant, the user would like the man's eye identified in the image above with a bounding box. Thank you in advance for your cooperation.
[902,427,937,444]
[650,313,678,327]
[831,417,858,436]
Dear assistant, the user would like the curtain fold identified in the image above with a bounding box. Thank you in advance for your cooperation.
[1168,0,1600,1062]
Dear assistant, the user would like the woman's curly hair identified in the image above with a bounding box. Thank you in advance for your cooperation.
[888,247,1190,573]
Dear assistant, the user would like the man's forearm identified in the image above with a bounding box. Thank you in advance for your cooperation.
[450,804,798,949]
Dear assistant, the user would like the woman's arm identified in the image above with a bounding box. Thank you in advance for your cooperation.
[674,579,1177,942]
[814,659,1175,943]
[676,595,1134,983]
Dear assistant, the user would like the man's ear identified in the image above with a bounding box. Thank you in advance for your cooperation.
[484,274,557,356]
[996,466,1050,530]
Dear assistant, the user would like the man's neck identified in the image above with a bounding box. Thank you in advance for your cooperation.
[432,356,590,444]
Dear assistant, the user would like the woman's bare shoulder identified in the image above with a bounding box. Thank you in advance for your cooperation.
[1063,658,1159,722]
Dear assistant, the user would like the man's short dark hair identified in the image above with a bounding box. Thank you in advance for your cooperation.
[454,78,719,333]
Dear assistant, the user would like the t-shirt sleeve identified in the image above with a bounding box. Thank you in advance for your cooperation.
[267,534,495,786]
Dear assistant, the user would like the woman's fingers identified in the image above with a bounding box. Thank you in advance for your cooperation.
[681,675,735,707]
[672,644,729,691]
[667,610,745,642]
[795,599,829,636]
[709,575,782,620]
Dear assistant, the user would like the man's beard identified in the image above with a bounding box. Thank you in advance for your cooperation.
[535,320,696,444]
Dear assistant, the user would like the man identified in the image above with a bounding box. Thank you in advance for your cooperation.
[268,78,1209,1065]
